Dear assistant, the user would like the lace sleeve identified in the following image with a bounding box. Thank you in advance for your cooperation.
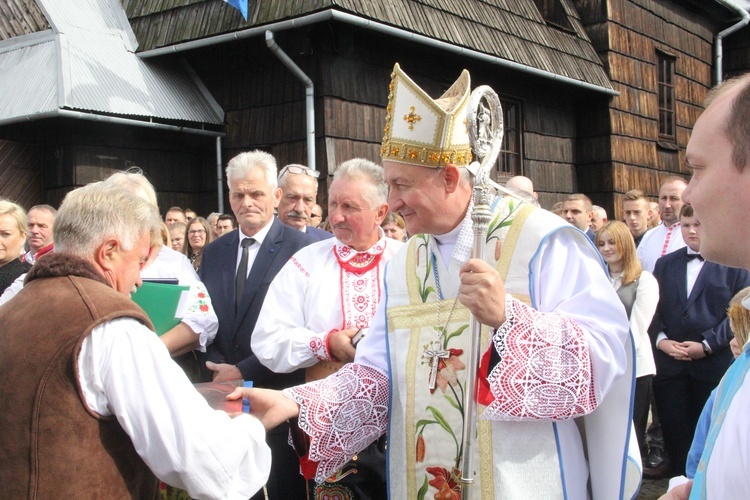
[482,295,598,421]
[283,363,389,483]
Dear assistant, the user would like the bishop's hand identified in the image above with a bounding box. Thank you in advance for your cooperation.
[458,258,506,329]
[227,387,300,431]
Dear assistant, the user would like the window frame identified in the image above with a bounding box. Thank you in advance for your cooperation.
[657,50,677,143]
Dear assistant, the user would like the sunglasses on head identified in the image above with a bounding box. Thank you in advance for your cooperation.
[278,165,320,179]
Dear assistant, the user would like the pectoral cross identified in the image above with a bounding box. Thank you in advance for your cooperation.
[425,348,450,390]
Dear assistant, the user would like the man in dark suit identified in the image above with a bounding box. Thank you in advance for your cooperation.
[199,150,313,500]
[277,163,332,241]
[649,204,750,476]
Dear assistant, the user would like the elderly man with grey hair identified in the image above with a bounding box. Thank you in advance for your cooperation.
[199,149,313,500]
[252,157,401,498]
[277,163,332,241]
[0,181,270,498]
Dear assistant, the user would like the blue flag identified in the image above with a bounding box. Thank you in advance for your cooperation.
[223,0,248,20]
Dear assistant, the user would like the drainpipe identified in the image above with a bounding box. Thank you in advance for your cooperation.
[265,30,316,171]
[216,136,224,213]
[714,0,750,84]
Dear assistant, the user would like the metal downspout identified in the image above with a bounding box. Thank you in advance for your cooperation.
[216,136,224,213]
[714,0,750,84]
[265,30,316,171]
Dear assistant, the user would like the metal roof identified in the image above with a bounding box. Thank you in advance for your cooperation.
[0,0,224,126]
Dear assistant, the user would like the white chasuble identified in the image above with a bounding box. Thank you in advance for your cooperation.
[384,199,639,499]
[286,197,639,499]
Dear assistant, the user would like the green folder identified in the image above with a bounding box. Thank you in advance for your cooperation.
[131,281,190,336]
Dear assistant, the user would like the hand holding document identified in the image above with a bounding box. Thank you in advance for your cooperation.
[131,281,190,335]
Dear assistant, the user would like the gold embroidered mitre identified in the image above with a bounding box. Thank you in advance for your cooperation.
[381,63,472,168]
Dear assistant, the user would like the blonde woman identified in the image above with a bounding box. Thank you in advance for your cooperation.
[0,200,31,294]
[381,211,407,242]
[596,220,659,459]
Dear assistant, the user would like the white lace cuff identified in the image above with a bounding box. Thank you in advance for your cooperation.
[283,363,389,483]
[482,295,597,421]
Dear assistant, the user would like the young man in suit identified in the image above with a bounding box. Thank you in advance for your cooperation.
[649,204,750,476]
[199,150,313,500]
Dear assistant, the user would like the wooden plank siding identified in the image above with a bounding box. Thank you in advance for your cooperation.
[0,139,42,209]
[0,0,50,41]
[574,0,725,220]
[124,0,613,91]
[0,118,218,215]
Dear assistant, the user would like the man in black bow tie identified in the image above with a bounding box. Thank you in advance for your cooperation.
[648,204,750,476]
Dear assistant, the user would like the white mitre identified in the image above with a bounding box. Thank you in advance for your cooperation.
[381,63,472,168]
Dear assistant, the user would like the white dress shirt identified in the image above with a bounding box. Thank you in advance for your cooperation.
[252,232,402,373]
[637,222,686,273]
[78,317,270,499]
[236,219,275,278]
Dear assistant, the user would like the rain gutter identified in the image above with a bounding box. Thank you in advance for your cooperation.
[713,0,750,84]
[139,9,618,96]
[0,109,226,211]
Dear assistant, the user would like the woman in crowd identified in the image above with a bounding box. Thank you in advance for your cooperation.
[0,200,31,294]
[381,211,407,242]
[596,220,659,460]
[183,217,212,272]
[169,221,186,253]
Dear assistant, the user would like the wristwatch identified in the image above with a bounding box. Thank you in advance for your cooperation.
[702,340,712,357]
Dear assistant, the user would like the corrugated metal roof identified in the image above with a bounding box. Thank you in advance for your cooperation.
[0,0,223,125]
[0,40,57,120]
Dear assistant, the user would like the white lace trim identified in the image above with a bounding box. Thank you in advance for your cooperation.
[283,363,389,483]
[482,295,598,421]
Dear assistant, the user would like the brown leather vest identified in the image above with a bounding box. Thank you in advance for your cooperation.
[0,258,159,499]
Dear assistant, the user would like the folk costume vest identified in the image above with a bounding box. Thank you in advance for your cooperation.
[0,254,160,499]
[384,198,641,499]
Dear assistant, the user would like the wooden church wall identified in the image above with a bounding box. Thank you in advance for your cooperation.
[575,0,718,220]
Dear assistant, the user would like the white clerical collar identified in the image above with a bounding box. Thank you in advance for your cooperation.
[239,217,274,247]
[433,199,474,265]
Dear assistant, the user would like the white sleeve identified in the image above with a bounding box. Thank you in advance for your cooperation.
[78,318,271,500]
[252,258,329,372]
[353,298,389,375]
[631,271,658,375]
[530,229,629,403]
[179,281,219,350]
[0,273,25,305]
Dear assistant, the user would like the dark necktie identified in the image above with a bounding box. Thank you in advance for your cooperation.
[686,253,704,261]
[235,238,255,310]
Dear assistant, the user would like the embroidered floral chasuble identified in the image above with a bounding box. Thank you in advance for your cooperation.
[286,197,639,499]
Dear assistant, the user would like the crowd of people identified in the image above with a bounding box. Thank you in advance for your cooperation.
[2,62,750,500]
